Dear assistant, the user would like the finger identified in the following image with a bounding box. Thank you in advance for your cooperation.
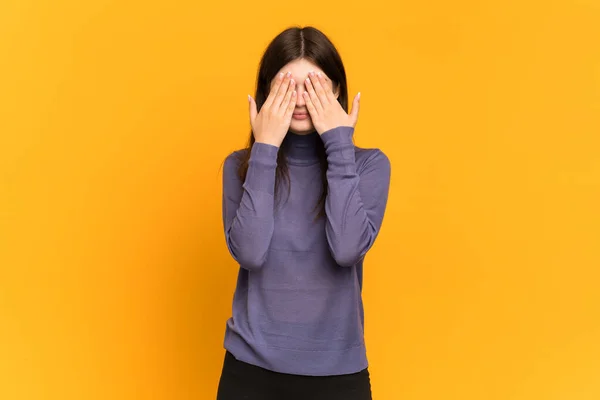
[272,72,292,109]
[248,95,257,123]
[317,72,337,103]
[263,72,285,109]
[310,72,330,105]
[305,76,323,111]
[284,90,297,119]
[303,91,318,117]
[279,79,296,114]
[350,92,360,126]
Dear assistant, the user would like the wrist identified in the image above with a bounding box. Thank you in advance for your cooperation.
[249,141,280,164]
[320,125,354,139]
[255,139,281,148]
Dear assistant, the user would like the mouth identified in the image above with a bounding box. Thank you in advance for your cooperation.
[292,113,309,120]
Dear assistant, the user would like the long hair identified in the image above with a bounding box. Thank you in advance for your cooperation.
[237,26,349,219]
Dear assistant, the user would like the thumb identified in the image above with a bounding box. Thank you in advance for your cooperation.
[350,92,360,126]
[248,95,257,123]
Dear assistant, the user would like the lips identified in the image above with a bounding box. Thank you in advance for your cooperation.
[293,113,309,120]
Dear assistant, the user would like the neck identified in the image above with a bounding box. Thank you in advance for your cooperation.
[282,131,321,165]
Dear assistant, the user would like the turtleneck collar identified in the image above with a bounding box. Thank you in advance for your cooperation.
[282,130,321,166]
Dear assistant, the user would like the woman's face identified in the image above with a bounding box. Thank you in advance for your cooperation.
[270,58,338,135]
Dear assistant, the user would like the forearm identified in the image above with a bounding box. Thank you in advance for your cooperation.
[321,126,390,267]
[224,143,279,270]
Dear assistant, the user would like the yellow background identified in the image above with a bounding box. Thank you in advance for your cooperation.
[1,0,599,398]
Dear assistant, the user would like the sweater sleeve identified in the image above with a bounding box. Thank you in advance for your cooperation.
[222,143,279,270]
[321,126,391,267]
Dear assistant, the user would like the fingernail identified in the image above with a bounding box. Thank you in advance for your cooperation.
[317,72,321,77]
[248,94,251,101]
[279,72,284,78]
[286,71,291,77]
[358,92,361,99]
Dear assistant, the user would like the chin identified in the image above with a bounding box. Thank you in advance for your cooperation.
[289,120,316,135]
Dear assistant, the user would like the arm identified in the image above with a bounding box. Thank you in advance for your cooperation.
[321,126,391,267]
[222,143,279,270]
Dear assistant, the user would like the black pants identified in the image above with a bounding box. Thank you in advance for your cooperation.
[216,351,372,400]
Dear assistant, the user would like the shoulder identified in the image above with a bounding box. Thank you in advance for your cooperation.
[354,146,391,175]
[224,148,249,167]
[223,148,249,178]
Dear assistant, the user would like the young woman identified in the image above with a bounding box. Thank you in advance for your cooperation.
[217,26,391,400]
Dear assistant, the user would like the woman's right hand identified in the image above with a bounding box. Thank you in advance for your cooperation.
[248,72,297,148]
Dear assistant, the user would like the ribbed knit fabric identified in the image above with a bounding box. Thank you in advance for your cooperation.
[221,126,391,376]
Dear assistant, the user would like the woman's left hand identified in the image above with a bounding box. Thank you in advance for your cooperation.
[303,71,360,135]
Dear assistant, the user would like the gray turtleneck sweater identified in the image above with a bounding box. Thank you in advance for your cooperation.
[221,126,391,376]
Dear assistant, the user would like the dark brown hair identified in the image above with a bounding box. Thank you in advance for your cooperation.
[237,26,349,219]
